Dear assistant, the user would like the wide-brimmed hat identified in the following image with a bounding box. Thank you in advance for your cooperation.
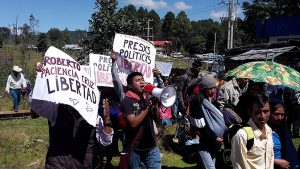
[197,74,217,89]
[13,65,22,72]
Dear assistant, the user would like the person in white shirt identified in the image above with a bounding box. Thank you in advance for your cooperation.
[231,94,274,169]
[5,65,26,112]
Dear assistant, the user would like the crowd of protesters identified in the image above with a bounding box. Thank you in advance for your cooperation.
[14,54,300,169]
[96,55,300,169]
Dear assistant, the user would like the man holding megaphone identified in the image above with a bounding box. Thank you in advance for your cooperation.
[120,72,162,169]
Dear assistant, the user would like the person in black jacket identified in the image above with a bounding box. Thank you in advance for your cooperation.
[177,59,202,114]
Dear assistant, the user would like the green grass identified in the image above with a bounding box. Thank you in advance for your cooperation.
[1,118,300,169]
[0,95,30,111]
[0,118,48,169]
[0,118,198,169]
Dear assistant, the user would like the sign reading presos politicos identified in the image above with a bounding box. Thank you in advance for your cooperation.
[113,33,156,84]
[89,54,127,87]
[32,46,100,127]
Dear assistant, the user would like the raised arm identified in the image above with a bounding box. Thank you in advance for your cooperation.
[110,52,125,101]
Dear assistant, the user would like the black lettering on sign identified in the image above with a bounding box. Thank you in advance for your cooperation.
[46,77,96,103]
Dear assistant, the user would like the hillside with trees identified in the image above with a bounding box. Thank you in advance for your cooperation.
[0,0,299,60]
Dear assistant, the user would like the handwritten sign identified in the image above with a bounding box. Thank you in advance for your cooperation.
[113,33,156,84]
[89,54,127,87]
[32,46,100,127]
[155,61,173,77]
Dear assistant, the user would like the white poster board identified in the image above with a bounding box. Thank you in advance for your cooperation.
[155,61,173,77]
[89,54,128,87]
[32,46,100,126]
[113,33,156,84]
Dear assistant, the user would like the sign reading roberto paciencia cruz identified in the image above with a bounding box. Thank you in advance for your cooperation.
[32,46,100,127]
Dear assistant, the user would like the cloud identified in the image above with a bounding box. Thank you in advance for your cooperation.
[127,0,167,9]
[210,10,227,19]
[210,6,244,20]
[174,1,192,10]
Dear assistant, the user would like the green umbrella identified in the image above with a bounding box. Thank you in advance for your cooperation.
[226,61,300,91]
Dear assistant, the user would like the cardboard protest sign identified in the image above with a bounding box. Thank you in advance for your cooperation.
[155,61,173,77]
[81,65,94,79]
[113,33,156,84]
[32,46,100,127]
[89,54,127,87]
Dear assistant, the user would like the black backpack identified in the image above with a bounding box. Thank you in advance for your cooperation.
[222,124,254,167]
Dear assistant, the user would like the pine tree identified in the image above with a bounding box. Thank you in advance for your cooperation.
[81,0,118,54]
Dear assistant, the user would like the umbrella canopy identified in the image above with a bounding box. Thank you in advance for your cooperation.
[226,61,300,91]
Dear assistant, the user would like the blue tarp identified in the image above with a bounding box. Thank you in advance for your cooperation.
[256,16,300,39]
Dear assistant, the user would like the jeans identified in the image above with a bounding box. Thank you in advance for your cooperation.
[10,88,21,111]
[130,146,161,169]
[197,143,219,169]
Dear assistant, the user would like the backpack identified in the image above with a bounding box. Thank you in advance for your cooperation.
[222,124,254,167]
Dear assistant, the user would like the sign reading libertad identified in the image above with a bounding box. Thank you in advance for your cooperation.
[32,46,99,126]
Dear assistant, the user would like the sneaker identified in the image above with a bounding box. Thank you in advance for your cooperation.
[14,109,18,112]
[185,139,199,146]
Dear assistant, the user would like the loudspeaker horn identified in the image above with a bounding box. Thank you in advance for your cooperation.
[143,84,177,108]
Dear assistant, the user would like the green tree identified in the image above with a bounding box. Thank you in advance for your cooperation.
[81,0,118,54]
[29,14,39,44]
[186,19,225,54]
[174,11,191,52]
[37,33,48,52]
[186,34,206,54]
[0,27,11,44]
[115,4,140,36]
[148,10,161,39]
[242,1,273,44]
[19,23,31,45]
[62,28,71,44]
[72,29,86,43]
[161,11,176,41]
[137,7,148,37]
[47,28,64,48]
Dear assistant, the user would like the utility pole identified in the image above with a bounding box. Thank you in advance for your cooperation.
[221,0,239,49]
[144,18,154,41]
[214,32,217,55]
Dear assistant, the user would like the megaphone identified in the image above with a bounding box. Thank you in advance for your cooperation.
[143,84,177,108]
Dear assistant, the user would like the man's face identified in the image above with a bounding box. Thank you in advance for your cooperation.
[130,75,145,95]
[270,106,285,125]
[152,68,159,77]
[173,75,180,83]
[249,102,270,129]
[191,66,200,75]
[13,71,19,76]
[204,87,216,99]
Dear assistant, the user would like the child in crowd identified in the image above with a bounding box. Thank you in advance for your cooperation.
[160,104,172,127]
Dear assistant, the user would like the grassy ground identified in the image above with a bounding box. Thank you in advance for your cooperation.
[0,118,198,169]
[1,118,299,169]
[0,95,30,111]
[0,118,48,169]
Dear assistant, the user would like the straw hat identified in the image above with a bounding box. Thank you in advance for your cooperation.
[13,65,22,72]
